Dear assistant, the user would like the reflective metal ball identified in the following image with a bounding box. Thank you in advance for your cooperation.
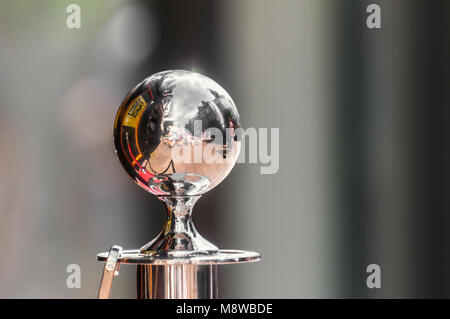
[114,70,241,196]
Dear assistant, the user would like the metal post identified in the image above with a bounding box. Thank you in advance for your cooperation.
[137,264,218,299]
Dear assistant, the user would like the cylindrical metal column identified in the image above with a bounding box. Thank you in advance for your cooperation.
[137,264,218,299]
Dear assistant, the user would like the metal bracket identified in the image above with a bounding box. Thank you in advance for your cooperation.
[97,245,122,299]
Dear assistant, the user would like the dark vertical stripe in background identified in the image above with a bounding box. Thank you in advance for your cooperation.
[334,0,371,298]
[412,0,450,298]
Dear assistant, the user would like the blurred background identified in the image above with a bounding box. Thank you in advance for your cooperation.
[0,0,448,298]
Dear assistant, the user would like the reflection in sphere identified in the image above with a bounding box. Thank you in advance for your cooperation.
[114,70,241,196]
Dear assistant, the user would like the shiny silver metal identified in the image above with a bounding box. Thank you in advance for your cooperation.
[113,70,241,198]
[97,249,261,265]
[137,264,218,299]
[97,245,122,299]
[97,70,260,299]
[97,249,259,299]
[140,196,218,254]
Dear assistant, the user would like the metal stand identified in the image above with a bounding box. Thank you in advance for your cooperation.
[99,70,261,299]
[97,248,259,299]
[137,264,218,299]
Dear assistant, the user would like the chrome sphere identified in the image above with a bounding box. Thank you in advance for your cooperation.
[114,70,241,196]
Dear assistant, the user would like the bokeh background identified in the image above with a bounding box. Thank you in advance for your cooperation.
[0,0,448,298]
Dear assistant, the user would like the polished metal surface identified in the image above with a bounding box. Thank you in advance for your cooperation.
[97,245,122,299]
[97,247,259,299]
[114,70,241,197]
[140,196,218,254]
[97,70,260,299]
[137,264,218,299]
[97,249,261,265]
[113,70,243,254]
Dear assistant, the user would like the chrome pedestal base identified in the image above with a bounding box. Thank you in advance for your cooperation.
[97,248,260,299]
[137,264,218,299]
